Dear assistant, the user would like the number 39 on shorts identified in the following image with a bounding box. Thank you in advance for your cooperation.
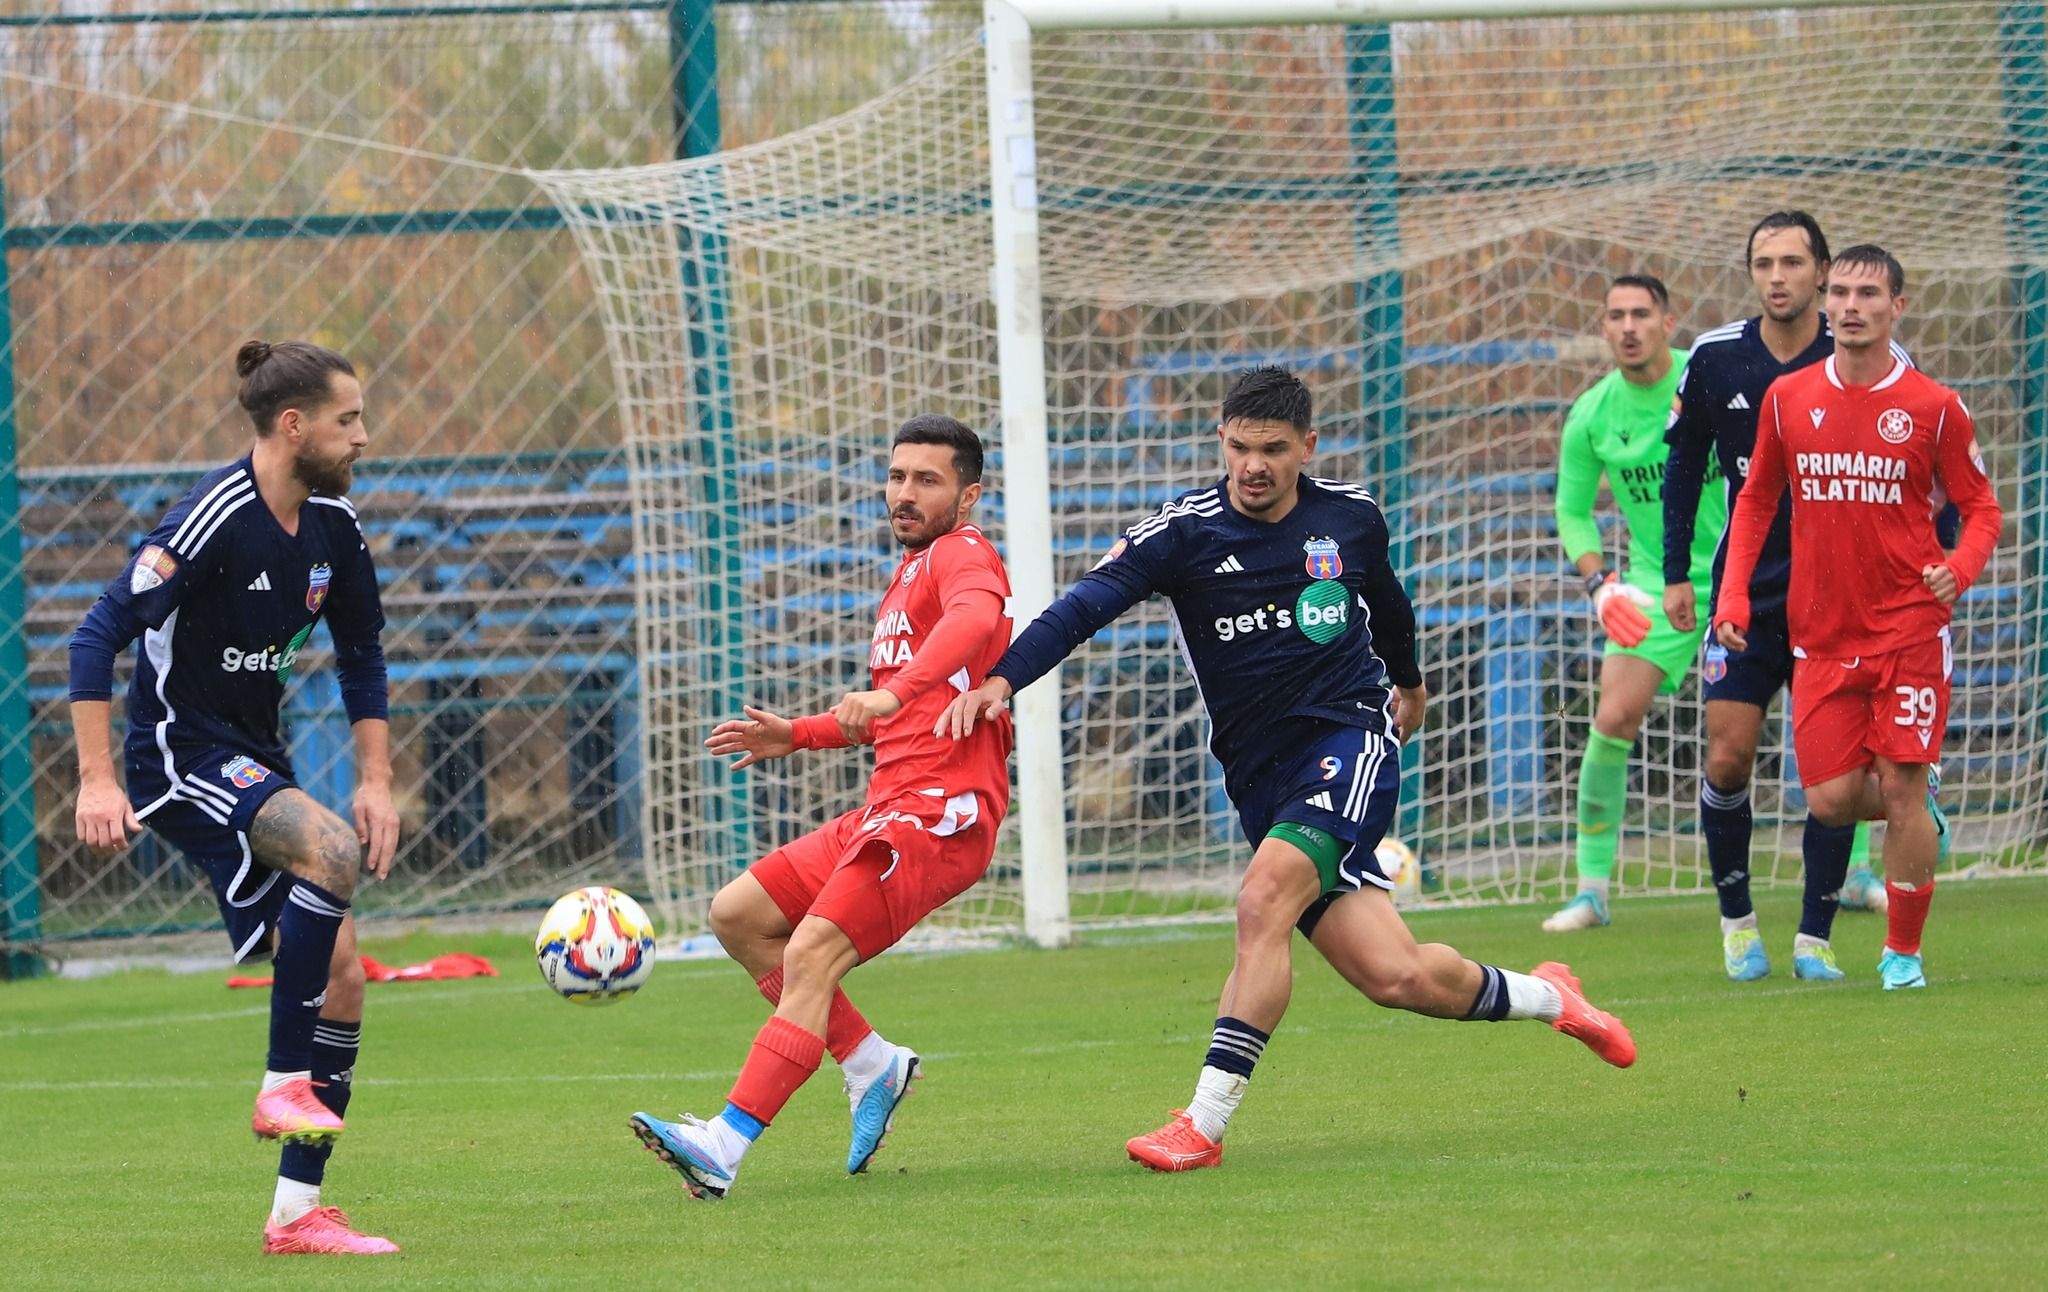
[1894,685,1937,727]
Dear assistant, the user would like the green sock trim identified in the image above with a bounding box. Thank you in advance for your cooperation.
[1574,731,1634,883]
[1268,821,1344,893]
[1850,820,1872,867]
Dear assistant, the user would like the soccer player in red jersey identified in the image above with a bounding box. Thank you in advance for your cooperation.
[629,415,1014,1199]
[1714,245,2002,990]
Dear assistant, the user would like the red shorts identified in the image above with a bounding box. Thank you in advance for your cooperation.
[1791,630,1952,787]
[749,789,1000,961]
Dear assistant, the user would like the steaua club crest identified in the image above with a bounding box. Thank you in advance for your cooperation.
[1302,536,1343,580]
[219,756,272,789]
[306,563,333,613]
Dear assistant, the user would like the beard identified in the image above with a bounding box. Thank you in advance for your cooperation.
[892,499,960,550]
[292,450,355,497]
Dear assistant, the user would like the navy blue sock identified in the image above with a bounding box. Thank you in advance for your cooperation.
[267,880,349,1073]
[1799,816,1856,940]
[1463,964,1510,1021]
[1203,1017,1269,1078]
[279,1018,359,1186]
[1700,781,1755,920]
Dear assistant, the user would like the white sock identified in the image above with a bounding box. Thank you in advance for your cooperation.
[1580,877,1611,900]
[840,1031,895,1086]
[1793,933,1830,954]
[1185,1065,1248,1142]
[272,1177,320,1226]
[1500,970,1562,1022]
[1720,912,1759,936]
[260,1069,310,1094]
[704,1115,755,1171]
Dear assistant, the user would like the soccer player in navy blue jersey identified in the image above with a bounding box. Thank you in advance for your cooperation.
[939,367,1636,1172]
[1662,211,1913,983]
[68,340,400,1255]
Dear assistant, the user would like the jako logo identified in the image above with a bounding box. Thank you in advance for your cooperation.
[221,644,301,673]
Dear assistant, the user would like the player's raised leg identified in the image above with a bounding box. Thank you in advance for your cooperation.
[1126,833,1322,1172]
[247,791,368,1144]
[1310,886,1636,1069]
[1547,653,1665,931]
[265,914,397,1255]
[707,867,917,1174]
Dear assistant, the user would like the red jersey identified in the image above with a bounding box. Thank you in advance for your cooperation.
[793,523,1014,810]
[1719,354,2002,658]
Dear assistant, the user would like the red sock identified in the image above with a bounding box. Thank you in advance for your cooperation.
[1885,879,1935,956]
[727,1016,825,1126]
[753,969,875,1065]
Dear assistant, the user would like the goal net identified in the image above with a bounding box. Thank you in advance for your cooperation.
[536,0,2046,942]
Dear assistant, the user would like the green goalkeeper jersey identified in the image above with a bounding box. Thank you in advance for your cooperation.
[1555,349,1724,597]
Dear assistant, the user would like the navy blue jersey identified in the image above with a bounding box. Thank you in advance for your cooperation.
[69,457,388,781]
[1662,315,1912,618]
[992,475,1420,780]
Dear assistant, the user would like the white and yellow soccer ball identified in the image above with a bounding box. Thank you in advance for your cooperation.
[1375,839,1422,904]
[535,886,657,1005]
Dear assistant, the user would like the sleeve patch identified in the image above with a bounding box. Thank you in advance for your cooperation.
[1092,537,1129,571]
[129,544,177,595]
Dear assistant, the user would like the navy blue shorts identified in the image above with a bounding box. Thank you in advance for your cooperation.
[1227,721,1403,937]
[1702,608,1794,708]
[129,743,299,963]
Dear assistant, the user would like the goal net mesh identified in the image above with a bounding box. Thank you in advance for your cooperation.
[536,1,2045,938]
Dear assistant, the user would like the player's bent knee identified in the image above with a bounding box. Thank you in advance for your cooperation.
[783,916,860,986]
[1357,955,1429,1010]
[708,878,780,946]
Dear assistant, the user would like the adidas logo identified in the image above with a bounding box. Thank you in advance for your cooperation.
[246,572,272,591]
[1726,393,1751,410]
[1213,555,1245,574]
[1306,791,1335,812]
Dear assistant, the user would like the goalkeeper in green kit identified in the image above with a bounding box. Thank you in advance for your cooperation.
[1543,275,1725,932]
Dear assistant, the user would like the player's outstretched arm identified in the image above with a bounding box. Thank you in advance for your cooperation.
[69,699,142,854]
[706,705,801,768]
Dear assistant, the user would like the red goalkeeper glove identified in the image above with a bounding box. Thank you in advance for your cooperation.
[1590,572,1652,648]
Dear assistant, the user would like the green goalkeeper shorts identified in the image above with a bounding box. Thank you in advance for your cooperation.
[1603,588,1710,695]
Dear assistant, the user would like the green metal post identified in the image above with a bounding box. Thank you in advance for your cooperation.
[0,152,43,978]
[1347,25,1424,859]
[671,0,751,875]
[2003,4,2048,798]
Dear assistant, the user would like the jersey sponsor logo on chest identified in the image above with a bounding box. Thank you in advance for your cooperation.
[871,607,915,668]
[1794,450,1908,504]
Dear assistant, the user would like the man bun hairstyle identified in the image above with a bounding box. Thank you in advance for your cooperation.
[1220,365,1313,433]
[1745,209,1830,266]
[236,339,355,436]
[1832,243,1906,297]
[1608,273,1671,311]
[893,413,984,485]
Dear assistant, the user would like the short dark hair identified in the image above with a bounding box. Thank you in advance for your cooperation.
[1220,365,1312,433]
[1831,243,1906,296]
[235,340,356,436]
[1607,274,1671,311]
[1746,210,1830,266]
[892,414,983,485]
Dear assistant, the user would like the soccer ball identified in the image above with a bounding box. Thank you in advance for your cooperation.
[1375,839,1421,903]
[535,886,657,1005]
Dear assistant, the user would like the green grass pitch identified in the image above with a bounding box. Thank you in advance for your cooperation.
[5,879,2046,1291]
